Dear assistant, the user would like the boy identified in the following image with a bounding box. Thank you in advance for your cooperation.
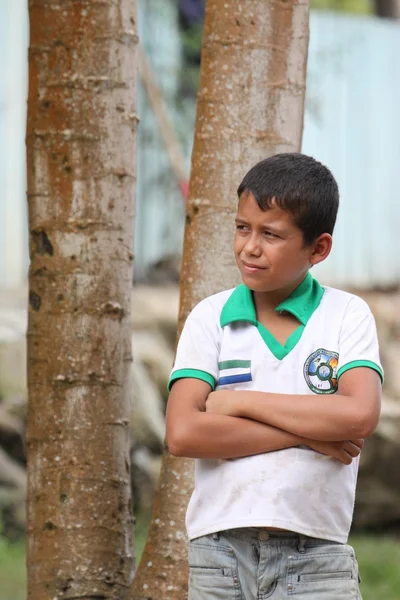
[166,153,383,600]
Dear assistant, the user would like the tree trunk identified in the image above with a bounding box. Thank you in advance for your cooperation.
[373,0,400,18]
[130,1,309,599]
[26,2,138,599]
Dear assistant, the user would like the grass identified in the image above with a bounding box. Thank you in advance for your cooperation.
[0,537,26,600]
[352,534,400,600]
[1,530,399,600]
[134,508,153,563]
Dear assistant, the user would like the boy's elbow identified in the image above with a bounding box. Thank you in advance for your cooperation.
[166,402,204,457]
[354,410,380,439]
[167,436,184,457]
[357,418,378,439]
[166,426,190,457]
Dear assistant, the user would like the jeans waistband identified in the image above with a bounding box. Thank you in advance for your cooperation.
[211,528,340,553]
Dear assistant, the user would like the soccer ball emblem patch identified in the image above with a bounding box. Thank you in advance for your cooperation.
[304,349,339,394]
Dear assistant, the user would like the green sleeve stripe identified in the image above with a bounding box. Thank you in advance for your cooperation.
[218,359,251,369]
[168,369,216,391]
[337,360,384,384]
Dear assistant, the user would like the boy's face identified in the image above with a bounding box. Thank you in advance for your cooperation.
[234,192,317,294]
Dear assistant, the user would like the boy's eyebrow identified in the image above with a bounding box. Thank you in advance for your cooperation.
[235,216,287,234]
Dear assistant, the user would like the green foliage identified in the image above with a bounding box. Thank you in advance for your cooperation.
[180,24,203,97]
[311,0,372,14]
[1,532,399,599]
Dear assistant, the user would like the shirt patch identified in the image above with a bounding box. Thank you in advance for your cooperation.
[218,359,252,386]
[304,349,339,394]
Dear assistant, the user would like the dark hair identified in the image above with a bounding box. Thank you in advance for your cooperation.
[237,153,339,246]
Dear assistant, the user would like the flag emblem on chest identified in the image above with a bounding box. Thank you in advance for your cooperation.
[217,360,252,386]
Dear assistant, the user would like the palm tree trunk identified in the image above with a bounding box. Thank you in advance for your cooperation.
[131,0,309,598]
[26,1,138,598]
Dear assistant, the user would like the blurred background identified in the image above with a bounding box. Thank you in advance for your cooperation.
[1,1,400,599]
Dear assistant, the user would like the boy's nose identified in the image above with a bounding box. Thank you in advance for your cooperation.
[244,234,262,256]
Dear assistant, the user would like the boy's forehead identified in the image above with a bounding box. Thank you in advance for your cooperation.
[236,194,289,223]
[237,191,277,211]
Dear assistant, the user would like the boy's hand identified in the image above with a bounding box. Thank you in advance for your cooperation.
[306,439,364,465]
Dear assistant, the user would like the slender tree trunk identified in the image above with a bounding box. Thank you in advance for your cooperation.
[373,0,400,18]
[26,2,138,599]
[130,1,309,599]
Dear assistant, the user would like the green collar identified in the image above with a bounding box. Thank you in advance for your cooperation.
[220,272,324,328]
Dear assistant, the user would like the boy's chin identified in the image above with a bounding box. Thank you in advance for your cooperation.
[241,275,273,293]
[247,285,274,294]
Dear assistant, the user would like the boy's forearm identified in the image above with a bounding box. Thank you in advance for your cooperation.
[211,389,375,441]
[167,412,305,459]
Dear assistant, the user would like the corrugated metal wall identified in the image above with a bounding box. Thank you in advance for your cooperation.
[0,6,399,288]
[303,12,400,288]
[135,0,187,280]
[0,0,29,288]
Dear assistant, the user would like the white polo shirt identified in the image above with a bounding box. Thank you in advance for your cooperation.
[169,273,383,543]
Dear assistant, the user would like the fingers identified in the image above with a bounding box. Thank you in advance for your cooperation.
[343,441,362,458]
[350,438,365,449]
[338,451,352,466]
[337,439,365,465]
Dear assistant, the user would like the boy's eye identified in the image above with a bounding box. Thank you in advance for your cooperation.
[236,224,248,231]
[264,230,279,238]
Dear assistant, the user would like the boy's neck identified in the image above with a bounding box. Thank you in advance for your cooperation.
[252,273,308,315]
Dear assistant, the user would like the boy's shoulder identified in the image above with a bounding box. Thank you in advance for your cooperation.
[321,285,373,314]
[320,285,374,325]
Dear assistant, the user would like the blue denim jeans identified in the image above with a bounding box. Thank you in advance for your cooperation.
[189,528,362,600]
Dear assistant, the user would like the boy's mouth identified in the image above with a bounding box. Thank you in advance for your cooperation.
[241,260,267,272]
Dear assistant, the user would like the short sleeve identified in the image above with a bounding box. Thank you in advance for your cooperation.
[168,298,221,391]
[337,296,384,384]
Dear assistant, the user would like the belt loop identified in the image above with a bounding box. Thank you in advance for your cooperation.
[212,532,220,541]
[297,535,307,553]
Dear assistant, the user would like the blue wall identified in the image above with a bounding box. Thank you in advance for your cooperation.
[303,12,400,287]
[0,0,29,288]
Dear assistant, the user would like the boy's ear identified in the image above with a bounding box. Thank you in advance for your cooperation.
[309,233,332,266]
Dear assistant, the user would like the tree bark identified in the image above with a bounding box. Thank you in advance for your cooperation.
[130,1,309,599]
[373,0,400,18]
[26,1,138,599]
